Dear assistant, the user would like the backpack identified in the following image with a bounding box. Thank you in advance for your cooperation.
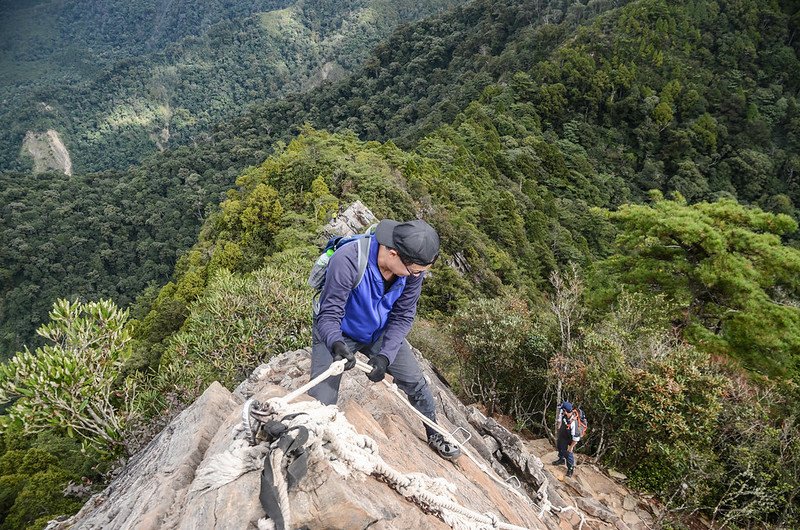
[560,405,588,439]
[575,408,588,438]
[309,226,375,314]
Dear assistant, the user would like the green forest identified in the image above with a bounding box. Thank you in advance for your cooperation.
[1,0,799,527]
[0,0,464,172]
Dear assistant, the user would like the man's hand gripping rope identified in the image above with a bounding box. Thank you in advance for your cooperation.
[279,358,537,508]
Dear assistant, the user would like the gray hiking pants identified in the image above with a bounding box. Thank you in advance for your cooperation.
[308,322,437,436]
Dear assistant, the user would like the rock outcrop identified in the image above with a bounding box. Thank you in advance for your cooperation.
[50,347,656,530]
[321,200,378,239]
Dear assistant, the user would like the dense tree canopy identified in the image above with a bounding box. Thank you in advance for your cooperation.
[0,0,464,172]
[596,193,800,377]
[3,0,799,362]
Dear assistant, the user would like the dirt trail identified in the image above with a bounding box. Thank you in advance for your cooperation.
[526,438,660,529]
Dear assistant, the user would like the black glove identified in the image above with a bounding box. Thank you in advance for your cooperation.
[366,355,389,382]
[331,341,356,370]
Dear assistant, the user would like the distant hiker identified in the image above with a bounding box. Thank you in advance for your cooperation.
[552,401,581,477]
[308,219,461,461]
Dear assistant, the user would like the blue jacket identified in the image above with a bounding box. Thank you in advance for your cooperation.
[315,234,423,363]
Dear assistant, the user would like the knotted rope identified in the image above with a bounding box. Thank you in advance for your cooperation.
[258,378,533,530]
[254,359,537,529]
[198,357,587,530]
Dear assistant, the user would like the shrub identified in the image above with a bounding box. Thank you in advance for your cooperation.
[153,250,312,394]
[20,449,57,475]
[452,293,554,418]
[710,378,800,527]
[0,300,133,454]
[408,318,459,388]
[0,450,26,476]
[0,474,26,522]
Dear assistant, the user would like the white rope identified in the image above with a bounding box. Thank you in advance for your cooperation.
[553,505,587,530]
[350,359,537,507]
[256,518,275,530]
[222,357,582,530]
[241,360,526,530]
[534,481,553,518]
[190,436,269,493]
[279,360,345,404]
[260,393,531,530]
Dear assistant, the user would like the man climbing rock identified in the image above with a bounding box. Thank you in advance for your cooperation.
[308,219,461,461]
[552,401,580,477]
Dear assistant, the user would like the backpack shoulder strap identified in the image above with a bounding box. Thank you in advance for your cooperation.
[354,235,371,289]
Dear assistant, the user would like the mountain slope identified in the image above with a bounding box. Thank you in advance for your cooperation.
[0,0,293,167]
[0,0,465,172]
[1,0,798,526]
[2,0,799,370]
[0,0,595,358]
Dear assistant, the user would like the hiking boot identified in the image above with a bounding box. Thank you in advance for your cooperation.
[566,467,574,478]
[552,458,566,466]
[428,433,461,461]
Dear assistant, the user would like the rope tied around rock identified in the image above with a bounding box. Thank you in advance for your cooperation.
[197,357,584,530]
[268,359,541,529]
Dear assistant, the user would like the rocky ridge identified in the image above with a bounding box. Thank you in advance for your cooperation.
[49,346,657,530]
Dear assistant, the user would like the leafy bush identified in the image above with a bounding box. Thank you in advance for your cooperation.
[148,249,313,396]
[555,286,800,526]
[407,317,459,388]
[710,378,800,527]
[0,474,26,522]
[28,431,105,481]
[0,426,105,528]
[0,300,133,453]
[452,292,554,418]
[19,449,57,476]
[597,193,800,378]
[0,451,26,476]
